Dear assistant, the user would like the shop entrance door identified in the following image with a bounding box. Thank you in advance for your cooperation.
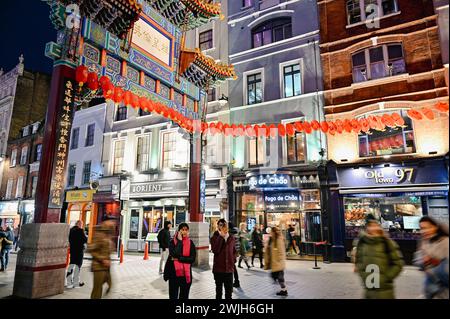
[266,212,301,256]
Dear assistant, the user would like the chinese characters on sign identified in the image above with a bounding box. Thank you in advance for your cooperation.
[48,79,75,208]
[132,18,172,66]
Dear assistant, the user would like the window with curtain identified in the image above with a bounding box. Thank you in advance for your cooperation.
[283,64,302,98]
[246,73,263,105]
[287,131,306,164]
[136,135,150,172]
[113,140,125,174]
[252,18,292,48]
[352,43,406,83]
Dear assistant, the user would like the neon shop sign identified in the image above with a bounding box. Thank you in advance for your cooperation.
[249,175,290,189]
[364,168,415,184]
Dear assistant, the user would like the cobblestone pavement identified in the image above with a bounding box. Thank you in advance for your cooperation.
[0,253,425,299]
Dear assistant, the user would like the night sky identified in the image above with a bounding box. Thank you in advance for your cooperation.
[0,0,55,75]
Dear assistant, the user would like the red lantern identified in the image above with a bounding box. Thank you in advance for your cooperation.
[99,75,111,89]
[245,124,255,137]
[201,122,208,134]
[350,119,361,133]
[113,87,124,104]
[294,121,303,132]
[320,121,329,133]
[286,123,295,136]
[208,122,216,135]
[278,124,286,137]
[102,82,115,101]
[311,120,320,131]
[223,124,231,136]
[139,97,148,112]
[435,101,449,112]
[303,121,312,134]
[75,65,89,86]
[391,113,405,127]
[261,124,269,138]
[123,91,132,106]
[328,122,336,135]
[359,118,370,133]
[131,94,139,109]
[335,119,343,134]
[421,107,435,120]
[269,124,277,138]
[407,109,423,120]
[254,124,262,138]
[216,122,224,133]
[87,72,99,91]
[230,124,238,137]
[237,124,245,137]
[343,119,352,133]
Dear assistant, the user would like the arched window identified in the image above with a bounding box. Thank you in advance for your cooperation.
[358,110,415,158]
[251,18,292,48]
[352,43,406,83]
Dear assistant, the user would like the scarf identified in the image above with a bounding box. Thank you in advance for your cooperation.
[173,233,192,284]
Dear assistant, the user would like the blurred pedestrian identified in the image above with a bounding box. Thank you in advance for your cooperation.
[251,224,264,268]
[164,223,196,299]
[88,220,115,299]
[264,226,288,296]
[0,226,15,272]
[354,215,404,299]
[238,222,251,269]
[66,220,88,288]
[211,219,236,299]
[286,223,299,255]
[415,216,449,299]
[229,222,241,288]
[158,221,172,274]
[13,226,19,251]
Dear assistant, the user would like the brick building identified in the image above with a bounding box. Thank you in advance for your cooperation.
[0,122,44,229]
[317,0,449,263]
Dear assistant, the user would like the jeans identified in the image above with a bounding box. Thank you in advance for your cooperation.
[233,264,240,284]
[252,248,263,266]
[0,248,12,270]
[214,272,233,299]
[66,264,81,287]
[159,248,169,273]
[272,271,286,290]
[169,276,192,299]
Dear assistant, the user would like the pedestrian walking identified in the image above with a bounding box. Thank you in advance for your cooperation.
[251,224,264,268]
[0,226,15,272]
[66,220,88,288]
[286,224,300,255]
[238,222,251,269]
[88,220,115,299]
[164,223,196,299]
[354,214,404,299]
[13,226,19,251]
[158,221,172,274]
[229,222,241,288]
[264,226,288,296]
[415,216,449,299]
[211,219,237,299]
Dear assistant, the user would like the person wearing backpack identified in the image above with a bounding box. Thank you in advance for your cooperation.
[354,214,404,299]
[158,221,172,274]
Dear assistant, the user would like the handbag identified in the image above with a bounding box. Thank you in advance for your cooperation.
[163,257,174,282]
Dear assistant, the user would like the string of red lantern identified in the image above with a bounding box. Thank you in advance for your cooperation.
[75,66,449,138]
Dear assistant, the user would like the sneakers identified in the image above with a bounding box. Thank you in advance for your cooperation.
[276,290,288,296]
[66,284,74,289]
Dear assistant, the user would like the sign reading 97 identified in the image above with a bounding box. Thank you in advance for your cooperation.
[364,168,415,184]
[66,4,81,30]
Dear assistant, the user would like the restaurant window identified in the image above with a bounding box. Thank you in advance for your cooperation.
[286,130,306,164]
[346,0,398,25]
[352,43,405,83]
[71,128,79,150]
[136,135,150,172]
[31,176,38,198]
[113,140,125,175]
[142,207,163,239]
[246,73,263,105]
[115,104,128,121]
[35,144,42,162]
[68,164,76,187]
[82,161,91,185]
[10,149,17,167]
[6,179,14,199]
[129,210,139,239]
[85,124,95,147]
[283,64,301,98]
[358,110,415,158]
[248,136,266,167]
[20,146,28,165]
[162,131,189,169]
[252,18,292,48]
[199,29,213,51]
[344,195,423,240]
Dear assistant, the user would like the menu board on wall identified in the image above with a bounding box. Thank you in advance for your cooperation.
[403,216,421,230]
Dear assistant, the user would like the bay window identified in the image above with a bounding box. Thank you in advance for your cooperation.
[347,0,399,25]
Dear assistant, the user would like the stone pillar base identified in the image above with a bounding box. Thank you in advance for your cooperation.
[13,223,69,299]
[188,222,210,270]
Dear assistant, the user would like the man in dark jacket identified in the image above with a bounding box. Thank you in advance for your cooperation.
[66,220,88,288]
[211,219,236,299]
[229,223,241,288]
[0,226,14,271]
[251,224,264,268]
[158,221,172,274]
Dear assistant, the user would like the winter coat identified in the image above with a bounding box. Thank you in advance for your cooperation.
[416,235,449,299]
[264,234,286,273]
[210,231,237,273]
[251,230,263,250]
[69,226,88,265]
[88,224,114,272]
[158,228,171,250]
[0,230,14,250]
[164,237,196,281]
[355,235,404,299]
[238,230,249,255]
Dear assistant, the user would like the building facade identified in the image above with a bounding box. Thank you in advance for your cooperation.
[226,0,326,257]
[318,0,449,262]
[63,103,107,243]
[0,121,44,229]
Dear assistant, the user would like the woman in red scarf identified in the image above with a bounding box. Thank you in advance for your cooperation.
[164,223,196,299]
